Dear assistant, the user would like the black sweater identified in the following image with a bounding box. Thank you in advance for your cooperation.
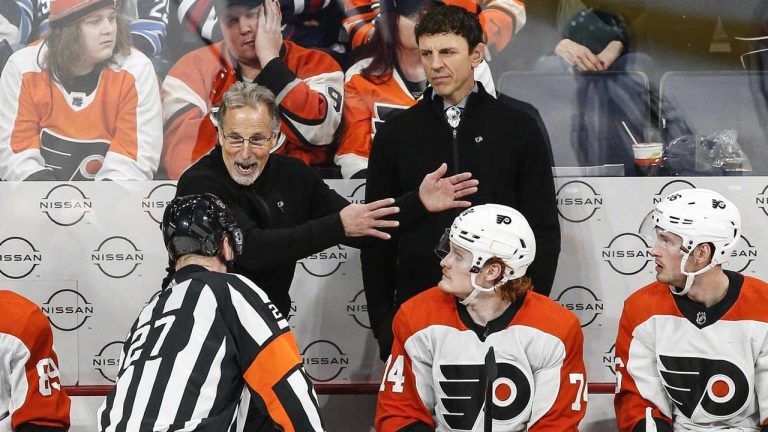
[363,85,561,351]
[176,147,351,316]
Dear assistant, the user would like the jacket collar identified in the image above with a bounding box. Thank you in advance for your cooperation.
[426,82,489,115]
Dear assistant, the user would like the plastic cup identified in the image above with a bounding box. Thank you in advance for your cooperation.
[632,142,663,175]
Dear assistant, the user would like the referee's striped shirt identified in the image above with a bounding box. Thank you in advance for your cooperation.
[97,264,324,431]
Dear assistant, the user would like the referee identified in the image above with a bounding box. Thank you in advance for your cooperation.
[97,194,323,431]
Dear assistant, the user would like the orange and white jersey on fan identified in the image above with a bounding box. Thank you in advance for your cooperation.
[0,42,162,181]
[375,288,587,432]
[342,0,526,51]
[161,40,343,179]
[614,273,768,432]
[0,290,70,432]
[336,58,495,178]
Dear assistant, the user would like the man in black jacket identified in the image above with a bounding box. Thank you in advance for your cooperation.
[174,81,479,318]
[364,3,561,360]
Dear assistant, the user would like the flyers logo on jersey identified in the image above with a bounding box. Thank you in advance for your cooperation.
[438,362,532,430]
[659,355,750,419]
[372,103,409,135]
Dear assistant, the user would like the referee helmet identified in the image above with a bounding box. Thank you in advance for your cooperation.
[161,193,244,262]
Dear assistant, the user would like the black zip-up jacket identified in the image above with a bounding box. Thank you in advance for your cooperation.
[175,146,351,316]
[363,84,561,359]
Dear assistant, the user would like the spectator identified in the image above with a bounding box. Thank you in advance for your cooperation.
[363,3,560,360]
[376,205,586,431]
[343,0,526,54]
[0,0,50,49]
[173,81,477,318]
[161,0,344,179]
[0,290,70,432]
[535,0,648,73]
[98,193,324,430]
[0,0,162,181]
[615,188,768,431]
[335,0,496,179]
[132,0,343,66]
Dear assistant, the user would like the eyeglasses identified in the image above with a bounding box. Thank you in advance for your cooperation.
[223,133,274,150]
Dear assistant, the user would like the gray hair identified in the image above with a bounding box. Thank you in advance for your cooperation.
[214,81,281,132]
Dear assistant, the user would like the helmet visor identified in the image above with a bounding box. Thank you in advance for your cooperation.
[638,210,658,245]
[434,229,450,259]
[639,210,688,254]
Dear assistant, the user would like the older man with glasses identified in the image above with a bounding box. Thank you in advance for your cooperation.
[173,81,480,321]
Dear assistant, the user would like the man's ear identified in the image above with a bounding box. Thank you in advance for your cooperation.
[695,242,715,263]
[221,236,234,262]
[470,42,485,68]
[480,261,503,283]
[217,126,225,145]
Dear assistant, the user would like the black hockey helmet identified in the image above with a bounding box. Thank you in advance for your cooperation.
[161,193,244,262]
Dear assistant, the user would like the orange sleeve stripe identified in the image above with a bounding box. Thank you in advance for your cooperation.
[243,331,303,431]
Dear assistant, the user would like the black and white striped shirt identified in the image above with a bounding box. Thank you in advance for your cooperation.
[97,265,323,431]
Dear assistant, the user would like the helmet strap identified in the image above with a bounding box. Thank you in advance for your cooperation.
[459,272,508,306]
[669,249,716,296]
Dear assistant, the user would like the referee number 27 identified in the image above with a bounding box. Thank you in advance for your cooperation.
[124,315,176,370]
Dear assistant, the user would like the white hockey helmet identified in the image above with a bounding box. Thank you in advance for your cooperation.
[436,204,536,304]
[640,188,741,294]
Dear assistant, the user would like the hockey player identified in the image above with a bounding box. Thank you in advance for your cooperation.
[160,0,344,179]
[615,188,768,432]
[0,0,162,181]
[0,291,70,432]
[376,204,586,431]
[97,193,324,431]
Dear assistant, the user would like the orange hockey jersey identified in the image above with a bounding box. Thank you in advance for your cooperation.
[614,271,768,432]
[342,0,526,51]
[335,58,496,178]
[0,42,162,181]
[376,288,587,432]
[0,290,70,432]
[161,40,343,179]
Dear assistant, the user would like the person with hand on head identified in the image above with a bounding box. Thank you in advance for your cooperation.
[0,290,70,432]
[99,193,324,431]
[0,0,162,181]
[615,188,768,432]
[161,0,344,179]
[376,204,586,431]
[363,3,560,361]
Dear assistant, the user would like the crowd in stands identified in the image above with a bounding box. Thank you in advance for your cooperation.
[0,0,766,181]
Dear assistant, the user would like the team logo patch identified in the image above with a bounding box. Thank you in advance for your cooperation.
[659,355,750,419]
[438,362,532,430]
[372,103,409,135]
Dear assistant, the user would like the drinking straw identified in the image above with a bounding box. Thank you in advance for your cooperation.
[621,121,640,146]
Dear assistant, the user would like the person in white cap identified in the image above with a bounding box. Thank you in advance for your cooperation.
[0,0,162,181]
[376,203,586,431]
[615,188,768,432]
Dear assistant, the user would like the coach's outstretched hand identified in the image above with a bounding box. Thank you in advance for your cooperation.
[419,163,479,212]
[340,198,400,239]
